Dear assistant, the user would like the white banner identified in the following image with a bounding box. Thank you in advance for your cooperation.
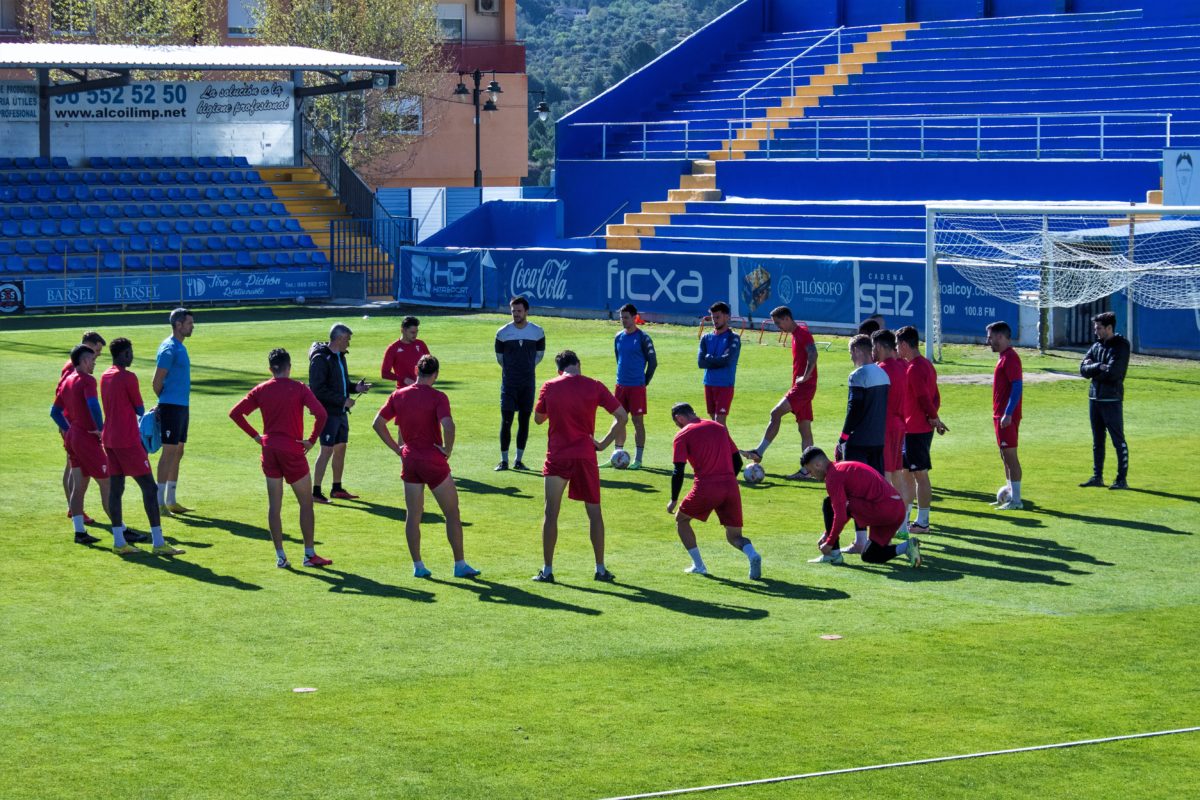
[0,80,294,124]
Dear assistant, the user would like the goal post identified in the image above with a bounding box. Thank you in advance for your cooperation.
[925,202,1200,360]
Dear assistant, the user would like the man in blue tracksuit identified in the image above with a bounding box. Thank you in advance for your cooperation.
[697,301,740,425]
[611,303,657,469]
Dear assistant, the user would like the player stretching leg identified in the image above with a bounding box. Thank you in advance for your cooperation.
[52,345,112,545]
[697,302,741,425]
[532,351,627,583]
[373,355,480,579]
[101,338,181,556]
[896,326,947,534]
[871,329,913,537]
[611,303,656,469]
[802,447,921,569]
[230,349,331,568]
[987,321,1024,510]
[668,403,761,578]
[742,306,818,480]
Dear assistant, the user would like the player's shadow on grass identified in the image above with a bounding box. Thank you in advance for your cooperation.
[181,514,323,546]
[937,487,1192,536]
[705,575,851,602]
[880,532,1078,586]
[561,580,769,620]
[598,478,658,493]
[293,567,436,602]
[936,527,1116,566]
[426,577,601,616]
[342,499,468,527]
[454,476,533,499]
[119,551,263,591]
[1122,486,1200,506]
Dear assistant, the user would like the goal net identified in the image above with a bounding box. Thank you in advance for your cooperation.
[925,203,1200,357]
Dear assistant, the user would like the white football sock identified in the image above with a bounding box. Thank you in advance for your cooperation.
[72,515,85,534]
[111,525,127,547]
[1011,481,1022,503]
[595,562,606,574]
[916,507,930,526]
[166,481,177,505]
[686,546,706,571]
[157,482,167,506]
[151,526,165,548]
[755,438,771,456]
[542,564,553,576]
[896,540,909,555]
[500,450,509,463]
[275,547,287,561]
[899,519,909,534]
[413,560,426,571]
[515,449,524,462]
[740,542,759,560]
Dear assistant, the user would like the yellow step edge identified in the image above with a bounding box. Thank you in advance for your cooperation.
[642,201,687,213]
[1147,189,1164,204]
[751,118,791,131]
[810,74,853,87]
[679,174,717,189]
[607,224,656,237]
[606,236,642,251]
[882,21,920,32]
[625,213,672,225]
[668,188,723,201]
[691,160,717,175]
[796,84,836,98]
[824,62,865,77]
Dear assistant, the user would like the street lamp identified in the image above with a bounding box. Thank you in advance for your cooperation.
[530,90,550,123]
[456,69,500,188]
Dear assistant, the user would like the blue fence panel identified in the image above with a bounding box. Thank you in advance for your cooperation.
[22,270,331,309]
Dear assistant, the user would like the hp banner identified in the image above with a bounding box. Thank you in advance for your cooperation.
[398,248,483,308]
[22,270,330,309]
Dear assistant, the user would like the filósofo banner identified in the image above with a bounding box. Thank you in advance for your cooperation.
[23,270,330,309]
[481,248,732,316]
[0,81,296,125]
[398,248,483,308]
[734,256,857,327]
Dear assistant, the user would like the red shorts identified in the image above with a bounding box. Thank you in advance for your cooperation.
[261,446,311,485]
[615,385,647,416]
[66,429,109,479]
[704,385,735,417]
[679,479,743,528]
[884,425,906,472]
[401,449,452,487]
[60,430,74,467]
[785,383,816,421]
[544,456,601,505]
[105,445,152,478]
[868,498,908,547]
[995,416,1020,449]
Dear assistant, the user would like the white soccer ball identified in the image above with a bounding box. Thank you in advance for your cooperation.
[610,449,631,469]
[743,463,766,484]
[295,295,306,305]
[996,485,1012,504]
[362,314,370,320]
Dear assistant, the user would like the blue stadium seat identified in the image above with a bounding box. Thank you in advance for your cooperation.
[202,187,221,200]
[111,187,131,201]
[79,219,98,236]
[216,156,235,168]
[103,254,122,271]
[3,254,21,271]
[155,220,172,235]
[222,187,239,200]
[298,235,316,249]
[311,251,329,266]
[162,157,180,168]
[162,255,180,269]
[216,203,235,217]
[159,204,179,218]
[210,220,229,234]
[246,172,263,185]
[179,157,197,168]
[26,256,48,272]
[184,187,202,201]
[225,235,245,251]
[205,236,223,251]
[122,205,139,218]
[39,220,57,237]
[35,187,53,203]
[117,221,136,235]
[261,235,279,249]
[274,252,293,266]
[67,256,89,272]
[144,157,162,168]
[14,157,33,170]
[248,220,266,233]
[266,219,284,233]
[230,219,248,234]
[16,187,34,203]
[118,172,137,186]
[244,235,262,250]
[195,220,213,235]
[141,205,160,219]
[235,251,253,267]
[98,219,116,236]
[0,241,11,255]
[52,157,68,169]
[148,188,167,201]
[255,253,274,267]
[71,239,93,254]
[27,172,46,186]
[46,172,64,185]
[270,202,287,215]
[130,188,150,202]
[219,253,236,268]
[61,220,79,236]
[183,254,202,269]
[149,235,168,251]
[197,157,217,169]
[127,157,144,169]
[33,156,51,169]
[211,171,231,184]
[234,203,252,216]
[196,203,214,216]
[242,187,262,200]
[191,171,211,184]
[28,206,47,220]
[167,234,183,250]
[251,202,270,216]
[185,237,204,252]
[0,158,12,169]
[47,206,67,220]
[136,220,154,235]
[234,156,251,168]
[167,187,185,201]
[125,255,144,269]
[177,203,195,216]
[34,240,54,255]
[200,254,218,269]
[1,220,16,237]
[19,220,36,237]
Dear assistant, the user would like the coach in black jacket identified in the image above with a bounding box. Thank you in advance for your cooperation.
[1079,311,1130,490]
[309,323,371,503]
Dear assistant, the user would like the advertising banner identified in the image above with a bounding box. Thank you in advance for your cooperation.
[0,81,294,125]
[1164,148,1200,206]
[0,83,38,122]
[22,269,329,309]
[734,256,857,327]
[398,248,484,308]
[0,280,25,314]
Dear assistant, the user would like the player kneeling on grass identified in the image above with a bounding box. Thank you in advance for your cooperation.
[372,355,480,580]
[101,338,181,556]
[532,350,627,583]
[229,349,331,569]
[800,447,921,569]
[667,403,761,579]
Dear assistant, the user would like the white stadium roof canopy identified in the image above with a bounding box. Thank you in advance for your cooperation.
[0,42,404,72]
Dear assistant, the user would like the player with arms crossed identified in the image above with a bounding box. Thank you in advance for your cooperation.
[742,306,818,479]
[101,338,181,556]
[1078,311,1130,490]
[871,329,913,536]
[52,345,112,545]
[153,308,194,515]
[373,355,480,579]
[987,321,1024,510]
[380,315,430,388]
[495,296,546,471]
[801,446,921,569]
[697,301,741,425]
[667,403,762,578]
[230,348,332,569]
[58,331,110,528]
[610,303,657,469]
[896,326,947,534]
[532,350,627,583]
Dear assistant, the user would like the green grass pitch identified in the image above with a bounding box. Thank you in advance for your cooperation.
[2,306,1198,799]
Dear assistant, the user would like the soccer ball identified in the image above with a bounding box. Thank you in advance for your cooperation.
[295,295,306,305]
[743,463,766,484]
[996,485,1012,504]
[610,449,631,469]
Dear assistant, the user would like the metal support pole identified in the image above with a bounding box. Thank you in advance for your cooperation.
[976,116,982,159]
[1166,113,1172,147]
[292,69,304,167]
[866,118,872,159]
[683,122,689,158]
[1099,115,1106,159]
[472,69,483,188]
[642,122,647,160]
[920,118,925,159]
[838,28,843,75]
[925,208,937,362]
[815,119,820,159]
[1036,116,1041,159]
[601,124,607,160]
[36,68,50,159]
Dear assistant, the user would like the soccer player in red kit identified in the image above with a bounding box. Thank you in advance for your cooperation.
[801,447,921,568]
[52,344,111,545]
[58,331,108,527]
[896,326,948,533]
[229,348,331,569]
[373,354,480,580]
[668,403,762,578]
[987,321,1024,509]
[380,315,430,388]
[871,329,913,535]
[742,306,818,480]
[101,338,182,556]
[532,350,627,583]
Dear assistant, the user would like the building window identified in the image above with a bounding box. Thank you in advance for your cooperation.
[381,97,422,135]
[51,0,96,35]
[1,0,21,32]
[228,0,257,37]
[437,3,465,41]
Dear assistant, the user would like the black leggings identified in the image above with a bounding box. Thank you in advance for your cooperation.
[110,474,161,528]
[1090,400,1128,480]
[500,409,531,453]
[862,541,900,564]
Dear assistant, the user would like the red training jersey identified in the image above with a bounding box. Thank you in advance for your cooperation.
[378,383,452,455]
[381,337,430,388]
[791,324,817,383]
[100,365,144,449]
[904,355,940,434]
[993,347,1023,419]
[824,460,903,537]
[672,419,738,483]
[536,373,621,460]
[58,371,98,433]
[60,359,73,383]
[229,377,327,455]
[877,356,908,429]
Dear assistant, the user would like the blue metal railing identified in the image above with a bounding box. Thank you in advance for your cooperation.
[330,217,417,296]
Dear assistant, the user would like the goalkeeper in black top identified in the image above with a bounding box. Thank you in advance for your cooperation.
[494,296,546,471]
[1079,311,1131,490]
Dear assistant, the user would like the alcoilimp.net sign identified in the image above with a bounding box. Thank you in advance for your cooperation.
[0,81,294,124]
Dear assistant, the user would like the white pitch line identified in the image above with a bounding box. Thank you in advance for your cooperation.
[598,726,1200,800]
